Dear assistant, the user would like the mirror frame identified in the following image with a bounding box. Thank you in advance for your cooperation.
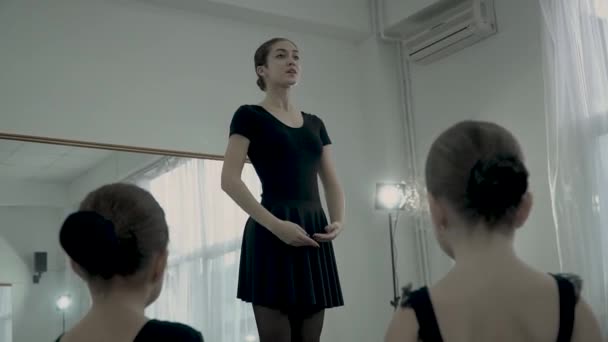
[0,132,223,160]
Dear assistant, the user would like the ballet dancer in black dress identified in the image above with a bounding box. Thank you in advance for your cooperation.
[221,38,345,342]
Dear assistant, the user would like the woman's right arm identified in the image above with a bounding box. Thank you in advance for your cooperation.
[221,134,281,231]
[221,134,319,247]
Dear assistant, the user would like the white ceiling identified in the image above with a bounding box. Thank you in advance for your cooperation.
[0,140,114,183]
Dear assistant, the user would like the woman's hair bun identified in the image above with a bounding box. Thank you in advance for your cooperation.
[466,153,529,223]
[59,211,139,279]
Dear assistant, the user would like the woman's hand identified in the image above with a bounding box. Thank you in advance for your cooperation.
[271,220,320,247]
[313,221,343,242]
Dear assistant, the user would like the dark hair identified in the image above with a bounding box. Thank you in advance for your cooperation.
[425,121,529,226]
[254,37,296,91]
[59,183,169,279]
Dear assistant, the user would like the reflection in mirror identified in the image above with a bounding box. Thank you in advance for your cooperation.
[0,285,11,342]
[0,138,264,341]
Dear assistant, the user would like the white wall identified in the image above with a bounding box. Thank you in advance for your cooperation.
[0,207,66,276]
[0,206,71,342]
[210,0,369,32]
[407,0,559,281]
[140,0,370,41]
[0,0,364,157]
[0,0,409,340]
[0,180,68,208]
[67,151,162,207]
[356,37,421,291]
[384,0,437,28]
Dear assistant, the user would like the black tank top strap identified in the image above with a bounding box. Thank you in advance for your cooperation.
[551,273,581,342]
[401,285,444,342]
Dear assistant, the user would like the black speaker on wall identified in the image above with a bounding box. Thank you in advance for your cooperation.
[33,251,47,284]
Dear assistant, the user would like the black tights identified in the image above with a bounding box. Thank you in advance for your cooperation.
[253,305,325,342]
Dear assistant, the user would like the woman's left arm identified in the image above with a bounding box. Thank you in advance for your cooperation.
[313,145,345,242]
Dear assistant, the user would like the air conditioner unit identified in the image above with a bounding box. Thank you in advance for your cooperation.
[386,0,497,64]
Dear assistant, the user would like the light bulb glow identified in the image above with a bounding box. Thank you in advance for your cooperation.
[377,184,406,210]
[244,334,257,342]
[56,295,72,311]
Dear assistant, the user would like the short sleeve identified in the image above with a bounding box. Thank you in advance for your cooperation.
[229,106,256,140]
[318,117,332,146]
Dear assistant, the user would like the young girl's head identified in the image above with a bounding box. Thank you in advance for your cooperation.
[425,121,532,258]
[60,183,169,305]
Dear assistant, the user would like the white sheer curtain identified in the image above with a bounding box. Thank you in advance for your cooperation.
[132,157,262,341]
[540,0,608,334]
[0,286,12,342]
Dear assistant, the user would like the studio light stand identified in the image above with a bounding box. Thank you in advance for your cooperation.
[375,182,407,310]
[56,294,72,334]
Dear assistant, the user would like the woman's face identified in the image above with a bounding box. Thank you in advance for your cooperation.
[258,40,300,89]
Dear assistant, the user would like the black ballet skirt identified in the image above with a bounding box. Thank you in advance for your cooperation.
[229,105,344,313]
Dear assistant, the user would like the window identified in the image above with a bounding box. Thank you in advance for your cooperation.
[541,0,608,330]
[139,158,261,341]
